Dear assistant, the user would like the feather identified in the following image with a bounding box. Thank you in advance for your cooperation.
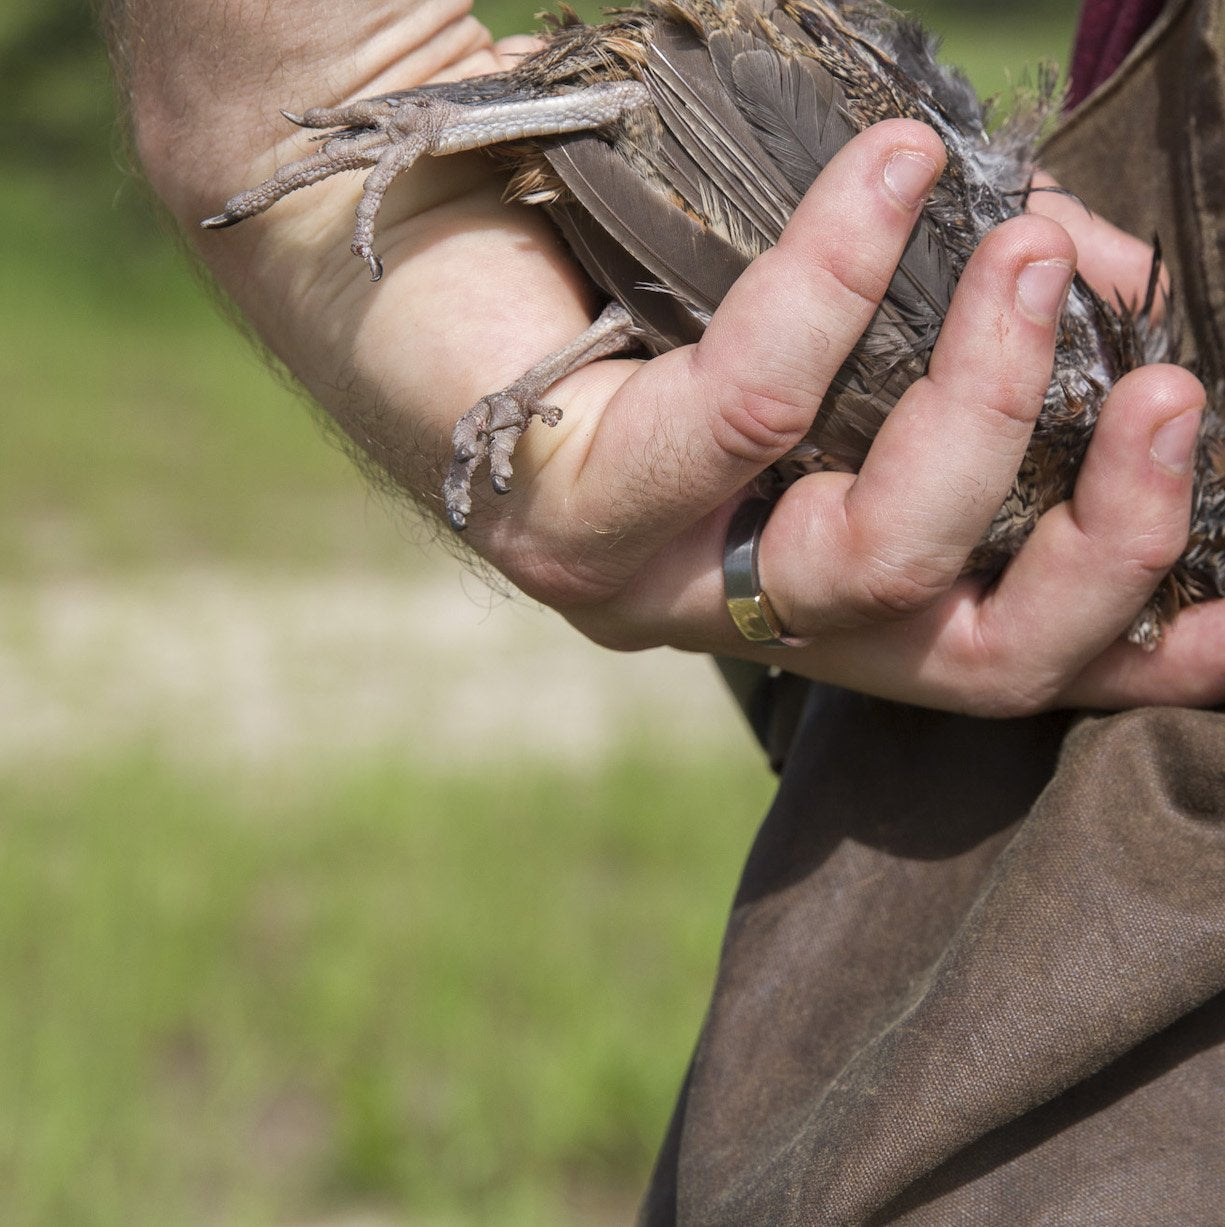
[643,23,798,243]
[545,134,749,328]
[724,41,853,196]
[548,197,711,350]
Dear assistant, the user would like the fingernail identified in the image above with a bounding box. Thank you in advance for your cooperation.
[883,150,938,208]
[1016,259,1073,323]
[1150,407,1202,476]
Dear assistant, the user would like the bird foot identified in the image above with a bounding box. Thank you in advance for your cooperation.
[201,80,649,281]
[444,385,563,531]
[442,301,639,529]
[200,95,435,282]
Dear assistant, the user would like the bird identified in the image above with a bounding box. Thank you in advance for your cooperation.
[201,0,1225,646]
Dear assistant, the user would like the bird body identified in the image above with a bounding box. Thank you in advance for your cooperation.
[204,0,1225,643]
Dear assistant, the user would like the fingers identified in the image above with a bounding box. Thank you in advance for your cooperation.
[1027,172,1166,310]
[821,363,1208,716]
[1062,600,1225,709]
[977,364,1204,680]
[602,242,1214,717]
[759,212,1075,634]
[568,203,1086,663]
[559,119,948,566]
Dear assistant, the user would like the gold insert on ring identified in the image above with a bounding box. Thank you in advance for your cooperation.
[723,498,811,649]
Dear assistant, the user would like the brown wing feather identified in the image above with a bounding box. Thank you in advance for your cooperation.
[544,134,750,338]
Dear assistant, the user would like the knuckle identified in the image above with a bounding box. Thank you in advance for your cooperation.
[708,380,814,466]
[501,544,624,611]
[959,683,1051,720]
[962,613,1070,716]
[1120,522,1188,578]
[568,615,656,653]
[1066,500,1189,590]
[970,373,1048,431]
[819,246,892,319]
[942,642,1060,716]
[850,553,952,622]
[956,638,1053,716]
[499,545,663,653]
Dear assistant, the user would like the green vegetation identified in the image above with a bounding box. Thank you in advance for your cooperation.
[4,1,1077,1222]
[0,753,771,1225]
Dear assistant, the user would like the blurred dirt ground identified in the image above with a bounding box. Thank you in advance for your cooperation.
[0,568,753,767]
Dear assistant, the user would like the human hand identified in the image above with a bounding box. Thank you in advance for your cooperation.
[125,1,1225,716]
[517,131,1220,717]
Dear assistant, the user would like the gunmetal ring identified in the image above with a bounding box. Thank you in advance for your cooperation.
[723,498,811,648]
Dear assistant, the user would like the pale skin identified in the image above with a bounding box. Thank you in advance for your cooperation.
[113,0,1225,717]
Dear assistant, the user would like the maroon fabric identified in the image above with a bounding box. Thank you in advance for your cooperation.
[1069,0,1170,105]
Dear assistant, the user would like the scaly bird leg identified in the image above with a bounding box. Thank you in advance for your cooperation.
[444,302,638,530]
[202,81,649,280]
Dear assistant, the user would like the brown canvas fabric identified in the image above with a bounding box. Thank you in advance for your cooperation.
[1045,0,1225,385]
[640,2,1225,1221]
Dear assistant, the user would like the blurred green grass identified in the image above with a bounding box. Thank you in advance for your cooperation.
[2,1,1078,1223]
[0,751,771,1226]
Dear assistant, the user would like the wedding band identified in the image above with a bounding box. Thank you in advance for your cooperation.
[723,498,811,648]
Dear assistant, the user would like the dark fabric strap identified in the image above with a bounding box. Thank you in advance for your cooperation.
[713,658,810,773]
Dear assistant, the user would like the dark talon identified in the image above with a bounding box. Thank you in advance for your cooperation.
[448,509,468,531]
[200,212,238,230]
[280,109,307,126]
[492,475,510,495]
[352,244,384,281]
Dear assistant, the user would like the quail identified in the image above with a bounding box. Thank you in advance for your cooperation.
[202,0,1225,645]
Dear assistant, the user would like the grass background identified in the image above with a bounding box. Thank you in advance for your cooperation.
[4,2,1077,1223]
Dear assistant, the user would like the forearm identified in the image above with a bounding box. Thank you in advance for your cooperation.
[107,0,495,224]
[103,0,593,504]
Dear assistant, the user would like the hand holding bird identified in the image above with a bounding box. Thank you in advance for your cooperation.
[145,0,1225,710]
[204,0,1224,648]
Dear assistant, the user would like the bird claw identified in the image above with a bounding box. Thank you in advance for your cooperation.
[204,79,648,282]
[352,243,384,282]
[442,386,562,530]
[440,302,639,527]
[200,94,437,274]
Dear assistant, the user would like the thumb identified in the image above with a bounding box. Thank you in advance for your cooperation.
[565,119,948,564]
